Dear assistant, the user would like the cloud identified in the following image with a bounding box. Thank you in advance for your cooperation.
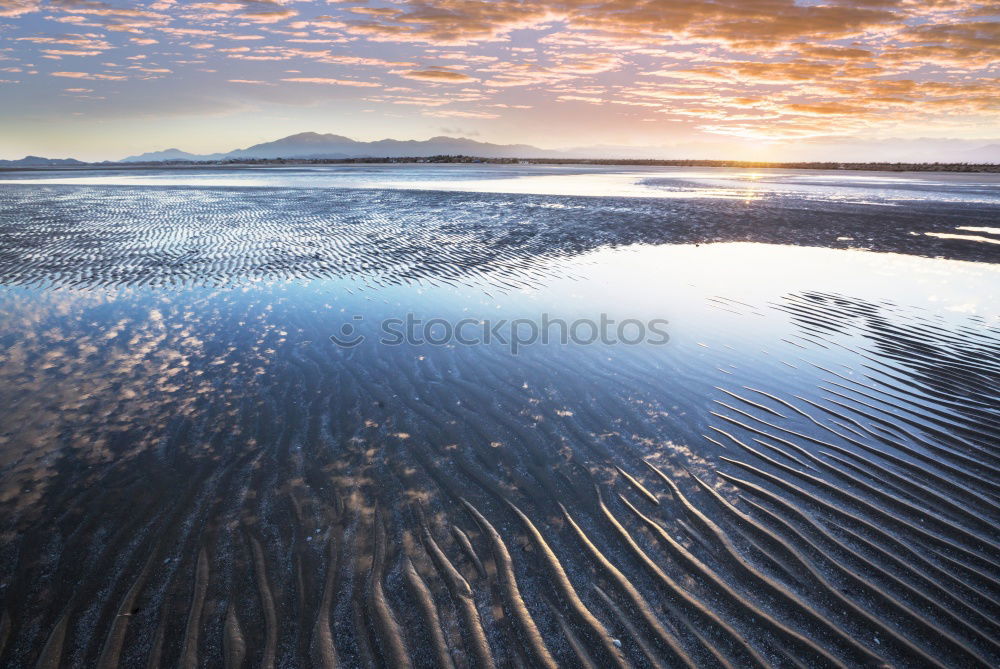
[0,0,38,17]
[281,76,380,87]
[3,0,998,147]
[342,2,550,45]
[785,102,869,116]
[399,68,473,82]
[241,8,298,23]
[16,36,113,50]
[42,49,105,57]
[423,109,499,118]
[333,0,901,47]
[51,71,127,80]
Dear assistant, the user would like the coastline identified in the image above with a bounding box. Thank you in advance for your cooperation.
[2,156,999,173]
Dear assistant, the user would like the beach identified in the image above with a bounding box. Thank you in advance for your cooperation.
[0,164,998,667]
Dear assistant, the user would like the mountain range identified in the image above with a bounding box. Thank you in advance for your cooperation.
[121,133,550,162]
[109,137,1000,165]
[118,133,1000,164]
[0,155,87,167]
[2,133,997,165]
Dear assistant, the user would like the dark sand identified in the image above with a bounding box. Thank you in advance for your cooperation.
[0,169,998,667]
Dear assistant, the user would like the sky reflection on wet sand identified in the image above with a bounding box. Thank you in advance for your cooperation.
[0,168,998,668]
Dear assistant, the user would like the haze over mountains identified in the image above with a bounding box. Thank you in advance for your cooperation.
[116,133,1000,164]
[0,156,86,167]
[1,133,997,166]
[121,133,549,162]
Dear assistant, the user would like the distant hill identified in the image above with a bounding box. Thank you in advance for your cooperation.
[958,143,1000,163]
[0,155,86,167]
[6,134,1000,167]
[121,132,553,162]
[121,148,227,163]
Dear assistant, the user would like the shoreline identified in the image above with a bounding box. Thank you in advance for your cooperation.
[2,156,999,173]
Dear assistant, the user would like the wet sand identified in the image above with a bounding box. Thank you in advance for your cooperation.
[0,167,998,667]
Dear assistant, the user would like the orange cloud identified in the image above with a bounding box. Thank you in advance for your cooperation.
[399,68,474,82]
[3,0,997,144]
[336,0,900,47]
[785,102,869,116]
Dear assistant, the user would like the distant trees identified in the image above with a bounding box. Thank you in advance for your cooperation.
[99,156,999,173]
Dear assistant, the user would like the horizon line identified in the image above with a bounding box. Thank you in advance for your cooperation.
[3,156,999,172]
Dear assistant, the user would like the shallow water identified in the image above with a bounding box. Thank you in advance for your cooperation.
[0,166,998,667]
[4,163,1000,204]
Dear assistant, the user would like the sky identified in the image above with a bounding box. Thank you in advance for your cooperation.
[0,0,998,162]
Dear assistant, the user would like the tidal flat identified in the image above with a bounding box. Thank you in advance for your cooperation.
[0,165,998,667]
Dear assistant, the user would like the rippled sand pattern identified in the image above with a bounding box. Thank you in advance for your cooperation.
[0,178,998,668]
[1,183,999,291]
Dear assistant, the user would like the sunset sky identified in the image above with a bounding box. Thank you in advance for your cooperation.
[1,0,997,161]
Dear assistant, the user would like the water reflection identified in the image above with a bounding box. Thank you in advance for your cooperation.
[0,173,998,667]
[0,177,997,295]
[3,164,999,204]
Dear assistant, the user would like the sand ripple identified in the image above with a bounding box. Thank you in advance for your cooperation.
[0,184,998,292]
[0,183,997,667]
